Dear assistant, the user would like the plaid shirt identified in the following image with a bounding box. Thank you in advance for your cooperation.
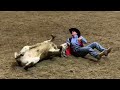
[66,35,87,52]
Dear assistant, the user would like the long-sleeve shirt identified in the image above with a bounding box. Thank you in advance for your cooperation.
[66,35,87,51]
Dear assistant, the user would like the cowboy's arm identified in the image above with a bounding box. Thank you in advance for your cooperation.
[78,36,87,44]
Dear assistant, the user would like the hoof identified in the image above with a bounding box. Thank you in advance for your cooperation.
[24,66,29,71]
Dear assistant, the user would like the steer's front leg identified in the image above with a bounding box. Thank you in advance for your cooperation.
[48,49,61,57]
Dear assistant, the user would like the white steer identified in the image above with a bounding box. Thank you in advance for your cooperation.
[14,35,62,70]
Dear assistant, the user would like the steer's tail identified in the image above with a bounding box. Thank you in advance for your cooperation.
[50,34,56,41]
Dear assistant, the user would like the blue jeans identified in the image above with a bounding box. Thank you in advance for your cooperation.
[73,42,106,58]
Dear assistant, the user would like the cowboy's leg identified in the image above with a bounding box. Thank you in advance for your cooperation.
[76,47,99,58]
[86,42,106,52]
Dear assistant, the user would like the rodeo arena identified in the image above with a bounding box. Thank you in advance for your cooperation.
[0,11,120,79]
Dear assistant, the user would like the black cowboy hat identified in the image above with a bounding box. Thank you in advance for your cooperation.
[69,28,81,37]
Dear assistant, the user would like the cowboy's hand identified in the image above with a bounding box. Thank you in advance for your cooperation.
[78,37,82,42]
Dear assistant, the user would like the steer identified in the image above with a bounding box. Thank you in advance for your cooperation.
[14,35,62,70]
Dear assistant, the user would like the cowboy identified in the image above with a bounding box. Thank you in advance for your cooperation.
[66,28,112,60]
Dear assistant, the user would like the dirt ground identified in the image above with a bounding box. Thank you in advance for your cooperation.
[0,11,120,79]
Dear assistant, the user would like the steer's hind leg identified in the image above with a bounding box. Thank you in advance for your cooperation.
[24,57,40,70]
[14,52,23,59]
[14,46,30,59]
[20,46,30,55]
[14,52,18,59]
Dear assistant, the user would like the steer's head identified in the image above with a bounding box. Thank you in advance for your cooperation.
[60,43,68,50]
[59,43,69,57]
